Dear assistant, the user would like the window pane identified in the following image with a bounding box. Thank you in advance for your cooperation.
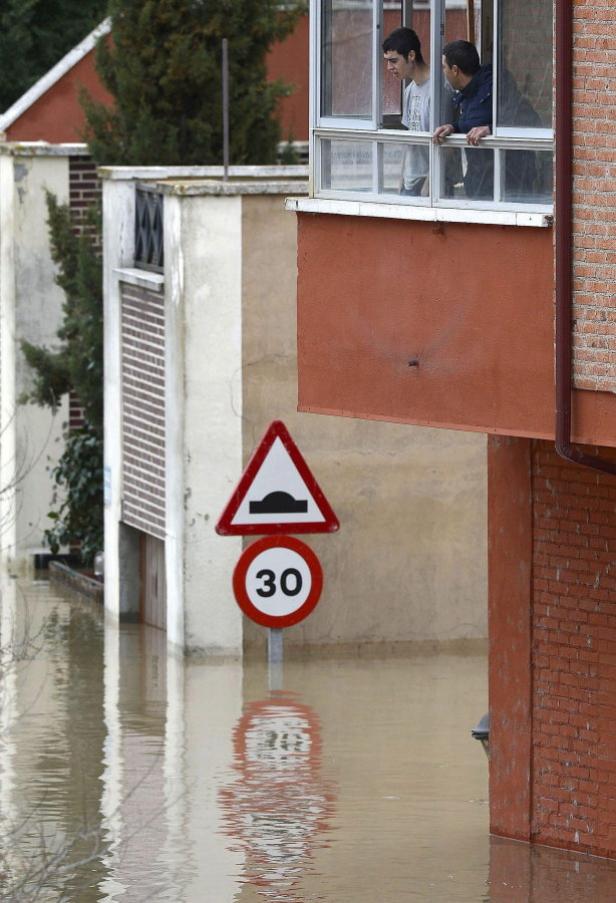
[381,2,433,134]
[444,0,479,46]
[321,0,374,119]
[501,150,553,204]
[320,140,373,191]
[438,1,482,130]
[381,2,404,118]
[379,141,430,197]
[498,0,553,129]
[439,146,494,201]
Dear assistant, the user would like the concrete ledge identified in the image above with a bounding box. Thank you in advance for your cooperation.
[49,561,104,602]
[0,141,89,157]
[115,267,165,292]
[285,196,553,228]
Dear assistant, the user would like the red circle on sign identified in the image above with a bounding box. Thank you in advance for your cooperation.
[233,535,323,629]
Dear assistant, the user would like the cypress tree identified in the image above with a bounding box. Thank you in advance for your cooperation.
[83,0,305,165]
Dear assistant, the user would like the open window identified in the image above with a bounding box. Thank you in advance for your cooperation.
[313,0,553,212]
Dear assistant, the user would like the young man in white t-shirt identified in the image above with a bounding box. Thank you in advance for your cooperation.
[383,28,432,196]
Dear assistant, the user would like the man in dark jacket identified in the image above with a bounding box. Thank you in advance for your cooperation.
[433,40,493,199]
[433,39,541,201]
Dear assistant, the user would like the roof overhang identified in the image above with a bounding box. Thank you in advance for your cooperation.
[0,18,111,136]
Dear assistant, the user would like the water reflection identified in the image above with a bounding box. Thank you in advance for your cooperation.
[220,694,335,901]
[0,577,107,901]
[2,580,616,901]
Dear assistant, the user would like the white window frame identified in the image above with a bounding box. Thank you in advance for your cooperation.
[310,0,554,216]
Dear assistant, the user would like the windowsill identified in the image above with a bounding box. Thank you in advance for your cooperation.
[285,197,553,228]
[114,267,165,292]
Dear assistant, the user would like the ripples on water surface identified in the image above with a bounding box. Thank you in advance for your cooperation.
[1,579,616,901]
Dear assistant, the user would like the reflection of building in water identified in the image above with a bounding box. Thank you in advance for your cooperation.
[100,622,196,902]
[489,835,616,901]
[0,581,107,899]
[102,630,246,902]
[220,695,336,901]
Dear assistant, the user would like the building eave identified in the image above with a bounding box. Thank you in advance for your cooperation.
[0,18,111,134]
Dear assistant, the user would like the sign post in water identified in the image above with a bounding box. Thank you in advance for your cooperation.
[216,421,339,687]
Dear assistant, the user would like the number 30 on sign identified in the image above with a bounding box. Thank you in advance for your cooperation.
[232,536,323,629]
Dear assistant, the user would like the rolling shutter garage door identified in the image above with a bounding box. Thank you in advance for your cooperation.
[120,282,166,539]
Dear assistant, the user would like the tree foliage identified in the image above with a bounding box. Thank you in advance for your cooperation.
[21,194,103,431]
[83,0,305,165]
[0,0,108,113]
[45,425,104,564]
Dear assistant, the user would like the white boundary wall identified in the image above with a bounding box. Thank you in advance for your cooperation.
[0,145,73,570]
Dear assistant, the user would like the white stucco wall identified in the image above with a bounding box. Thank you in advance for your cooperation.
[167,194,244,653]
[0,150,69,570]
[102,178,138,619]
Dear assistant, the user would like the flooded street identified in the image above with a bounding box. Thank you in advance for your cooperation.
[2,579,616,901]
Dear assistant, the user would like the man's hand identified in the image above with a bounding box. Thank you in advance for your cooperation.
[433,124,454,144]
[466,126,491,146]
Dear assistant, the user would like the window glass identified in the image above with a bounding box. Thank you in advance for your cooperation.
[321,0,374,119]
[315,0,553,211]
[437,1,484,130]
[381,2,404,118]
[381,1,433,132]
[497,0,553,129]
[320,140,373,191]
[500,150,553,204]
[439,145,494,201]
[379,141,431,196]
[444,0,478,45]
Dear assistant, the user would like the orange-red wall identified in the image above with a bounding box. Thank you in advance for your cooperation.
[6,20,309,145]
[268,14,309,142]
[488,436,533,843]
[6,51,112,143]
[296,213,616,448]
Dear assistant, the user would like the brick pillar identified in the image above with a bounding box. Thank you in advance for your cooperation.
[531,441,616,857]
[489,436,616,859]
[488,435,533,842]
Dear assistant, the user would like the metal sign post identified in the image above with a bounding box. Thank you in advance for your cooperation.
[222,38,229,181]
[268,628,284,691]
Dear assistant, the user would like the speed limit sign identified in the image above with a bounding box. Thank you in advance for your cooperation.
[232,536,323,629]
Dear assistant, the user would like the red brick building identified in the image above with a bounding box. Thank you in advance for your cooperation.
[0,17,309,145]
[288,0,616,858]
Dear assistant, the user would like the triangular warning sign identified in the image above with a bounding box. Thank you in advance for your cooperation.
[216,421,340,536]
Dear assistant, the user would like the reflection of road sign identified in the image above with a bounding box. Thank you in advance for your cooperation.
[219,696,336,901]
[233,536,323,629]
[216,420,339,535]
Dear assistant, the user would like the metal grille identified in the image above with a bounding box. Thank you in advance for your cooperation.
[120,282,166,539]
[135,189,164,272]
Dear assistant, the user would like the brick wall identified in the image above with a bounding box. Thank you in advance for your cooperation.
[532,439,616,856]
[572,1,616,392]
[120,281,166,540]
[68,156,102,428]
[69,156,101,237]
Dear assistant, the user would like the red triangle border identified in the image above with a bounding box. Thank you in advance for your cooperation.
[216,421,340,536]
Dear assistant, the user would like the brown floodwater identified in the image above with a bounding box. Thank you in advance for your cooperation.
[1,578,616,901]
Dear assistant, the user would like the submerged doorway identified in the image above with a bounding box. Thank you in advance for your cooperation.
[140,533,166,630]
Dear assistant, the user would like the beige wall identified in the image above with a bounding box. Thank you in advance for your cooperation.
[241,196,487,649]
